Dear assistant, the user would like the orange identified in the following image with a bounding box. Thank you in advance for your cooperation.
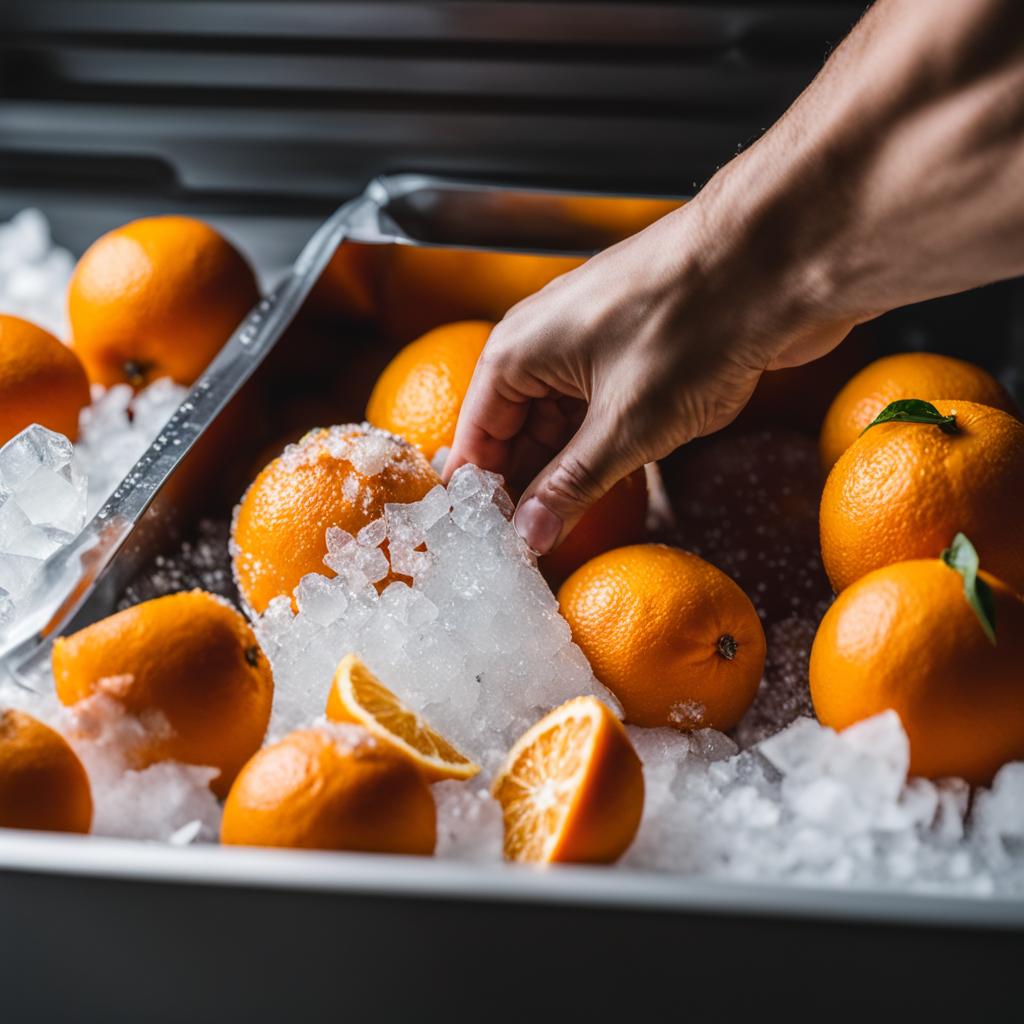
[809,554,1024,784]
[221,725,437,855]
[326,653,479,781]
[231,424,441,614]
[379,247,585,342]
[492,696,643,864]
[558,544,765,731]
[68,215,259,388]
[0,709,92,834]
[52,590,273,796]
[820,399,1024,594]
[819,352,1016,472]
[0,314,90,446]
[366,320,493,460]
[540,469,648,586]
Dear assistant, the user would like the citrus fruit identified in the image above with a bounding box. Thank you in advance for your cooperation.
[492,696,643,864]
[221,724,437,855]
[820,399,1024,594]
[0,708,93,834]
[558,544,765,731]
[326,653,479,781]
[68,215,259,388]
[231,424,441,614]
[52,590,273,796]
[539,469,649,586]
[809,537,1024,784]
[0,314,90,446]
[819,352,1015,471]
[366,320,493,460]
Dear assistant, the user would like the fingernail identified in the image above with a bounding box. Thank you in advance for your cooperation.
[513,497,562,555]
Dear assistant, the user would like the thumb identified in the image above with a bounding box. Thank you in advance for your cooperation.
[512,413,638,556]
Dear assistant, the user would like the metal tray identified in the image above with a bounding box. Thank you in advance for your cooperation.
[1,176,1021,1020]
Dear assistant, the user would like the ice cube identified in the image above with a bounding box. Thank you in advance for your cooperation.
[0,426,88,618]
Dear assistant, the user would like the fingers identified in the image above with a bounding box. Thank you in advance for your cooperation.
[512,410,640,556]
[441,341,548,483]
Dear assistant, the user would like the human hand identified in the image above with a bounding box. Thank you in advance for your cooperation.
[442,197,854,554]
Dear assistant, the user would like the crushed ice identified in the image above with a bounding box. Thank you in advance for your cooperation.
[255,466,614,768]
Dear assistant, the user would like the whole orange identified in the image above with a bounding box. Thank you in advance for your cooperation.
[366,320,493,460]
[540,469,649,586]
[558,544,765,731]
[819,352,1015,472]
[0,314,90,446]
[221,725,437,855]
[52,590,274,796]
[810,556,1024,784]
[68,215,259,388]
[0,709,93,833]
[231,424,440,614]
[820,400,1024,593]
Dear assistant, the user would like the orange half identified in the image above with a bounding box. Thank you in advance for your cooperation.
[326,653,479,782]
[492,696,644,865]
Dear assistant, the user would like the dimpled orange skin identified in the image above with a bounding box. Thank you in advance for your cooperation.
[68,215,259,388]
[540,469,649,587]
[0,314,90,446]
[819,352,1016,472]
[820,400,1024,595]
[51,591,273,797]
[810,559,1024,784]
[366,320,493,460]
[0,709,93,834]
[221,728,437,855]
[558,544,766,731]
[231,426,441,615]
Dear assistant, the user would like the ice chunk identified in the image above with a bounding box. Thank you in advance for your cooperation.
[0,426,87,613]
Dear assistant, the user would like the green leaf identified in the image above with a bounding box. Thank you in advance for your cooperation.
[861,399,958,436]
[941,532,997,645]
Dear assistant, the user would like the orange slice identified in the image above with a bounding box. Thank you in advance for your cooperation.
[325,653,480,782]
[491,696,644,864]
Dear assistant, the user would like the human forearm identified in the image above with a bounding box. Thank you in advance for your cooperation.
[685,0,1024,368]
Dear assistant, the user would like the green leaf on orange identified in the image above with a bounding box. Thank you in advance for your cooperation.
[861,398,958,436]
[941,532,997,645]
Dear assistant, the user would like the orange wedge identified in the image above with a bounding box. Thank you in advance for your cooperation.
[492,696,644,865]
[325,653,480,782]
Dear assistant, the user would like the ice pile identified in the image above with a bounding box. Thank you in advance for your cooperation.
[0,208,74,338]
[254,464,613,766]
[0,670,220,843]
[66,694,221,843]
[624,711,1024,893]
[0,426,88,627]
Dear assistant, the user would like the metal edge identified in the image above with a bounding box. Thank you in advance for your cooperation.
[0,828,1020,932]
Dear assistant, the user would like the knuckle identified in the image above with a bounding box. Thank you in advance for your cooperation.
[544,452,607,507]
